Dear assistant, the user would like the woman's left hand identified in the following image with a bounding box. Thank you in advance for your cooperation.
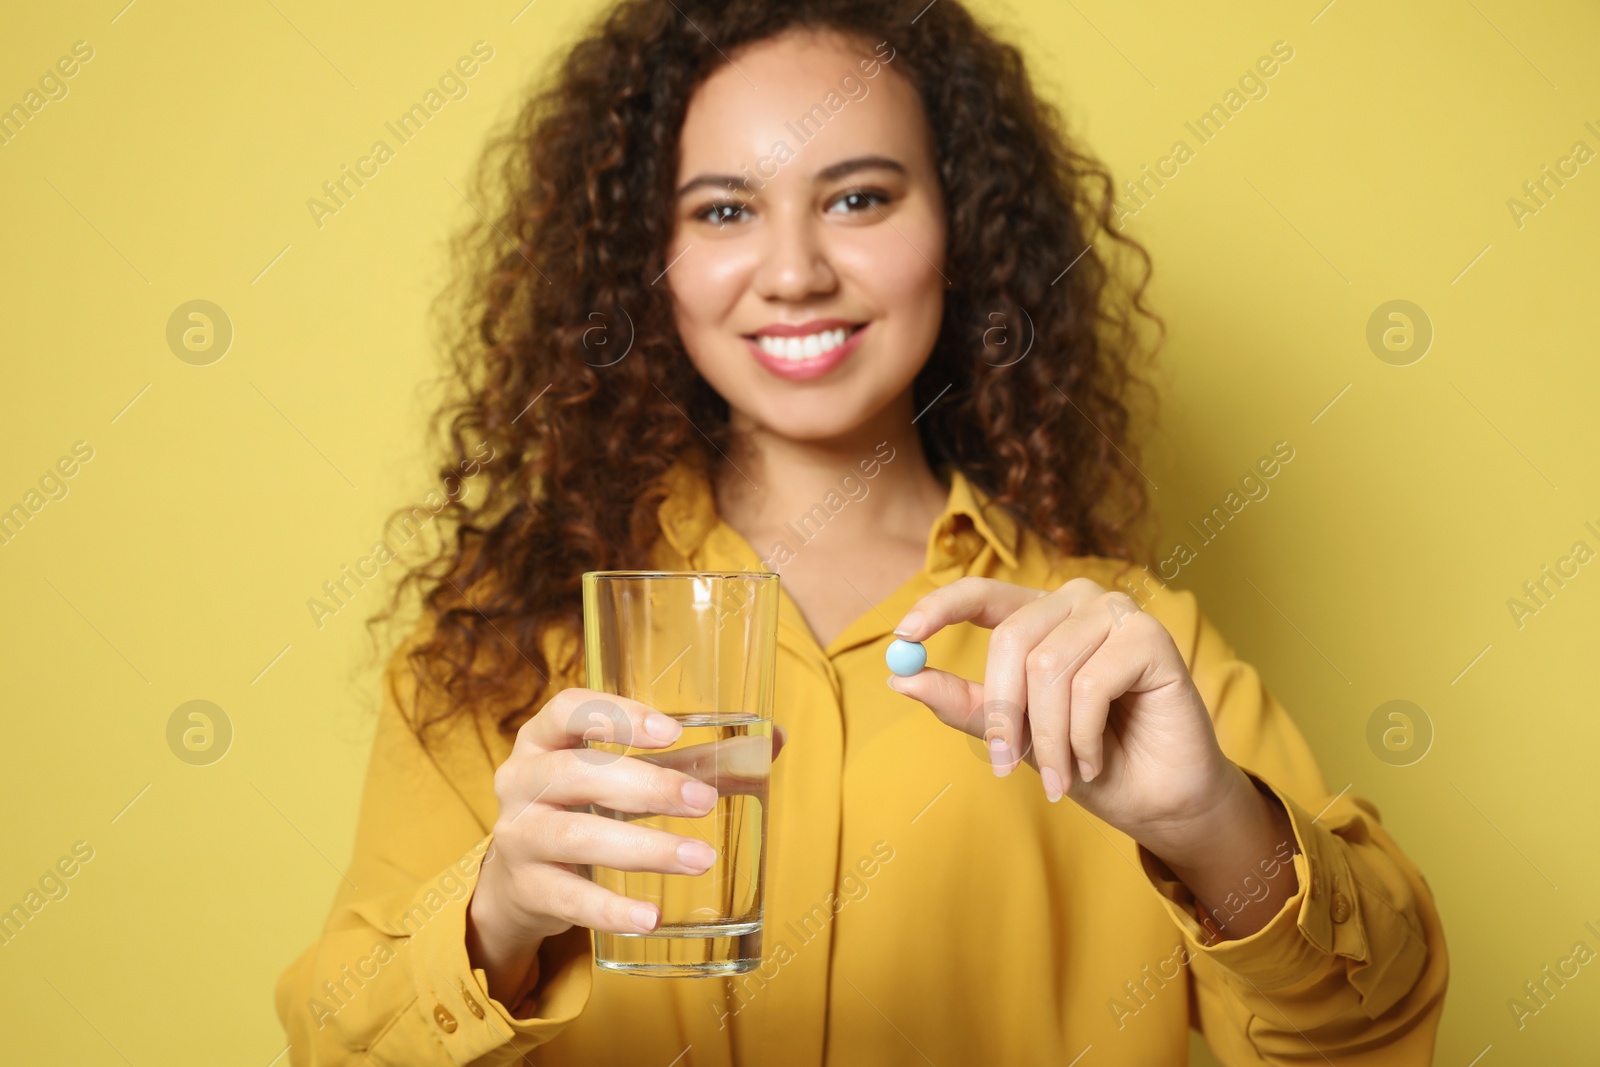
[888,575,1243,853]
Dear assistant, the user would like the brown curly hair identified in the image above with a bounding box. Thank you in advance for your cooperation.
[369,0,1165,748]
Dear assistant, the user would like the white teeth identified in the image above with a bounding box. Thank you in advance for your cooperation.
[756,326,853,360]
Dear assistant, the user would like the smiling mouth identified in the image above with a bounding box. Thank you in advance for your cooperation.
[746,324,866,362]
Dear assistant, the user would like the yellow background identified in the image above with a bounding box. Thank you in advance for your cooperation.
[2,0,1596,1062]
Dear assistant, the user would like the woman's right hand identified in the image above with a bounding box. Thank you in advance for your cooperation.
[465,687,785,1006]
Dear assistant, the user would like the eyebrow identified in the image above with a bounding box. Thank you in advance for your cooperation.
[675,154,907,198]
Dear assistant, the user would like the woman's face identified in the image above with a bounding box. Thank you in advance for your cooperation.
[667,29,947,444]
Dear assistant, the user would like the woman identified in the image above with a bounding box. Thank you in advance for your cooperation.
[275,0,1448,1062]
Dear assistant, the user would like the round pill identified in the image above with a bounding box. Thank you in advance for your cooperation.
[886,638,927,677]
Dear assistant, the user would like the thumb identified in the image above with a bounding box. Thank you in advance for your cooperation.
[888,666,985,738]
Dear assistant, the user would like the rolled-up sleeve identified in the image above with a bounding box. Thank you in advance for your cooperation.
[1125,575,1448,1065]
[274,620,595,1065]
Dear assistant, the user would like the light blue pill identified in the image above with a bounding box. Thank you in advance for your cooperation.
[886,639,927,677]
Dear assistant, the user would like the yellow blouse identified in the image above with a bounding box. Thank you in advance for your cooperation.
[276,453,1448,1065]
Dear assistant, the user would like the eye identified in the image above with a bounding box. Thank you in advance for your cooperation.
[826,187,891,215]
[694,200,752,227]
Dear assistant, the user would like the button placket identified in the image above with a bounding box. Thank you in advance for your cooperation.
[460,979,487,1019]
[924,520,970,580]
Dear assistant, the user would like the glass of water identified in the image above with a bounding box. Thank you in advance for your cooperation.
[580,570,779,977]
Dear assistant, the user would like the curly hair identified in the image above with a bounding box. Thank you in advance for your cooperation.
[368,0,1165,748]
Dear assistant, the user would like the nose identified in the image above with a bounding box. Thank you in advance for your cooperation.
[751,202,837,303]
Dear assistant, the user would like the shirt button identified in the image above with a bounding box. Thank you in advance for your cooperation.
[461,982,487,1019]
[433,1003,459,1032]
[1330,891,1351,924]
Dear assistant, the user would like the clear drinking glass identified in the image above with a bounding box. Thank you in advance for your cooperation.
[580,570,779,977]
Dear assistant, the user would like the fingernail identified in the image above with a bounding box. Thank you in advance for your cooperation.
[630,904,659,931]
[1077,758,1095,783]
[682,780,718,810]
[886,676,905,693]
[893,612,925,638]
[645,714,682,742]
[1041,766,1063,803]
[989,737,1013,777]
[677,840,716,869]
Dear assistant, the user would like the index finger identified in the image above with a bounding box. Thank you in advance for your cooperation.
[892,576,1049,641]
[890,577,1043,776]
[518,688,683,756]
